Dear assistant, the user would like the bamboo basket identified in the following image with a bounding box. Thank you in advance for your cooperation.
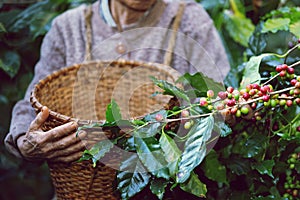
[30,60,181,200]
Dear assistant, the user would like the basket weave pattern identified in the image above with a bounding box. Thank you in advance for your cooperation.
[30,60,180,199]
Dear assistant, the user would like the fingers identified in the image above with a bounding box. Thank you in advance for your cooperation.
[40,122,78,143]
[51,151,84,163]
[47,139,87,159]
[29,106,49,132]
[43,130,87,152]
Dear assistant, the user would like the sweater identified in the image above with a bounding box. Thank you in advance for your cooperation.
[5,0,230,158]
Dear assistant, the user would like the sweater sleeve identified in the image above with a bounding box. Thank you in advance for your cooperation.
[178,2,230,82]
[4,18,66,159]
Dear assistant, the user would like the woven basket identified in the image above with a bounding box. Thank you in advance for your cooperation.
[30,60,181,200]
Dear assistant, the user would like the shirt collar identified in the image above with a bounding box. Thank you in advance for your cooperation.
[100,0,117,27]
[99,0,161,29]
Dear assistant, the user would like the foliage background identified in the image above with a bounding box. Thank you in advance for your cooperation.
[0,0,299,199]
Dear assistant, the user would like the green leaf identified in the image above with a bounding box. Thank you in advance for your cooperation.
[289,21,300,39]
[135,137,170,179]
[177,116,214,183]
[29,11,58,39]
[159,132,181,177]
[227,156,251,175]
[177,72,224,98]
[117,154,150,200]
[150,178,168,200]
[224,12,255,47]
[251,160,275,178]
[201,150,228,184]
[262,18,291,33]
[106,99,122,124]
[0,50,21,78]
[80,139,114,167]
[213,119,232,137]
[0,22,6,33]
[179,172,207,198]
[151,77,190,102]
[232,133,268,159]
[134,122,161,138]
[239,53,273,88]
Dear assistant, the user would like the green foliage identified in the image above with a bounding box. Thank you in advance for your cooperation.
[177,116,214,183]
[1,0,300,199]
[117,154,151,200]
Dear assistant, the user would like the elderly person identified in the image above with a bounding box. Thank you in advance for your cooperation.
[5,0,229,163]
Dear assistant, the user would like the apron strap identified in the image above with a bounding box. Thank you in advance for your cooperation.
[163,2,185,66]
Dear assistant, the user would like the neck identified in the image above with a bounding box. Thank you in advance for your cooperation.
[110,0,151,25]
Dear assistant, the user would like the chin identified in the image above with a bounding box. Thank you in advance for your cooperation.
[118,0,157,11]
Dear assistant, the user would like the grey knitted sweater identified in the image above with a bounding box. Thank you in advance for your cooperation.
[5,0,230,158]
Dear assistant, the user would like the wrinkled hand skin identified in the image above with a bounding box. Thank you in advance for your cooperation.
[17,106,87,163]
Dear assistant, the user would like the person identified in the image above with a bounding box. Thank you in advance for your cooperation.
[5,0,230,164]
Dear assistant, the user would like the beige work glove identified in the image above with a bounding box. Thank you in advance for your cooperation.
[17,106,87,163]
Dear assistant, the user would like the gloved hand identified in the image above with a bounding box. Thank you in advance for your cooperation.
[17,106,87,163]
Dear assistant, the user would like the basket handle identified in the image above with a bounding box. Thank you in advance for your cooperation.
[163,2,185,66]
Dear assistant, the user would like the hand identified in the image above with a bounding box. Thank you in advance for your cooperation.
[17,106,87,163]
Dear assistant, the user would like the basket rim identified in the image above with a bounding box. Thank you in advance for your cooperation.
[30,59,181,126]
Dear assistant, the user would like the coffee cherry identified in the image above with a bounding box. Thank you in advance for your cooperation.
[297,126,300,132]
[235,109,241,117]
[155,114,163,121]
[246,84,252,92]
[263,95,270,102]
[295,98,300,105]
[249,89,257,96]
[260,87,268,94]
[252,83,260,90]
[287,67,295,74]
[184,121,192,129]
[227,86,234,93]
[295,82,300,89]
[227,99,236,107]
[218,91,227,99]
[255,115,262,121]
[234,94,240,101]
[280,99,286,106]
[282,64,288,70]
[251,102,257,109]
[242,92,250,100]
[294,88,300,95]
[207,105,213,110]
[181,110,189,117]
[276,65,283,72]
[291,79,297,86]
[264,100,271,107]
[286,100,293,107]
[199,98,208,106]
[280,70,287,77]
[240,106,249,115]
[230,107,238,115]
[207,90,214,98]
[257,91,263,97]
[271,99,277,107]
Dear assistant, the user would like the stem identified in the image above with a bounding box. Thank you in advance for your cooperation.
[262,74,279,86]
[289,60,300,68]
[284,43,300,63]
[269,86,295,95]
[166,112,214,123]
[278,43,300,58]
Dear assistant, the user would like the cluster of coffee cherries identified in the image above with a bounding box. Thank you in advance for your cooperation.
[283,152,300,199]
[198,72,300,122]
[276,64,295,79]
[155,64,300,131]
